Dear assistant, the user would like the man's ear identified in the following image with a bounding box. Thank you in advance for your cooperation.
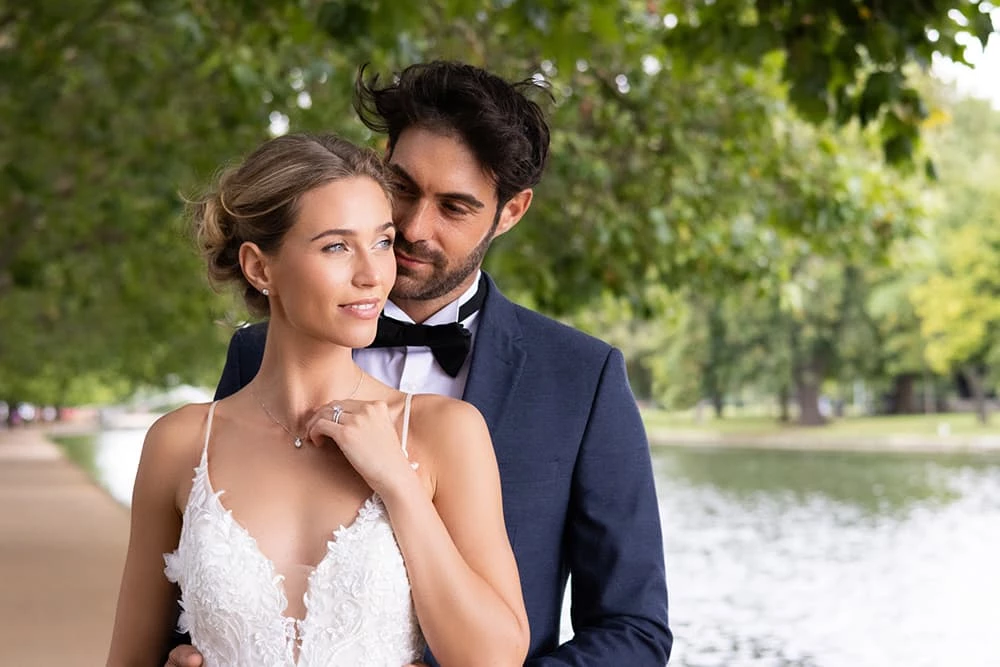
[239,242,272,293]
[493,188,533,239]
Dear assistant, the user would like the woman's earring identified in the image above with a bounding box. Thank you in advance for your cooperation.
[261,288,270,296]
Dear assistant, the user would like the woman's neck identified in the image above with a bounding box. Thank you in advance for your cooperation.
[247,327,364,430]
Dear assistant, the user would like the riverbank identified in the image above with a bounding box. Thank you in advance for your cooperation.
[0,424,128,666]
[643,410,1000,453]
[647,428,1000,453]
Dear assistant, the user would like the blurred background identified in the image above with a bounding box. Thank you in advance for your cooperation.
[2,1,1000,666]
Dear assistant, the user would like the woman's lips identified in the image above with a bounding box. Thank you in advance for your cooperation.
[340,300,381,319]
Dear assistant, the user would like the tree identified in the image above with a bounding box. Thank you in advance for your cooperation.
[908,96,1000,424]
[911,224,1000,424]
[1,0,991,404]
[0,2,352,403]
[665,0,999,164]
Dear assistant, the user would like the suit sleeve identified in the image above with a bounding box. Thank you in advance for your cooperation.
[214,324,266,400]
[526,348,672,666]
[214,328,245,400]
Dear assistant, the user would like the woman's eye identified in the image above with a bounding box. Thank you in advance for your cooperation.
[323,242,347,253]
[375,237,394,249]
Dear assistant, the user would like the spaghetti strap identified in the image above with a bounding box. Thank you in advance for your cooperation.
[201,401,218,466]
[400,393,413,459]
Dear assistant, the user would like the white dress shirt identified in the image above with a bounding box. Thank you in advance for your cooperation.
[354,272,482,399]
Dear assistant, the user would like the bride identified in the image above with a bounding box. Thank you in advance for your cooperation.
[106,133,528,666]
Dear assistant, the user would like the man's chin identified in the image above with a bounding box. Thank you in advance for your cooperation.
[389,276,426,301]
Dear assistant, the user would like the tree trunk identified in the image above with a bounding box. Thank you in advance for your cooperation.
[711,393,725,419]
[796,378,826,426]
[703,302,728,420]
[922,369,936,414]
[891,373,917,414]
[962,366,989,425]
[778,384,790,422]
[794,359,827,426]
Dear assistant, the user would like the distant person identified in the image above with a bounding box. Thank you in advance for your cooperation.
[167,61,671,666]
[107,133,528,666]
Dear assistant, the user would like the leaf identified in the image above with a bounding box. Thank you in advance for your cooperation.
[924,158,938,181]
[859,70,899,126]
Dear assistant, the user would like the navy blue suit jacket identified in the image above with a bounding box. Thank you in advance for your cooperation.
[215,274,672,665]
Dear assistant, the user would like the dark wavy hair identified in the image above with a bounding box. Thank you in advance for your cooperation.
[354,61,551,208]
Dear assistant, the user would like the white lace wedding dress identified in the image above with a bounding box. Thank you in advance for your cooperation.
[164,397,425,666]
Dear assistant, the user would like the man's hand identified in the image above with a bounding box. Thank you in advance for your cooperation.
[165,644,203,667]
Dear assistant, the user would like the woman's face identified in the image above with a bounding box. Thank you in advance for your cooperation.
[263,176,396,348]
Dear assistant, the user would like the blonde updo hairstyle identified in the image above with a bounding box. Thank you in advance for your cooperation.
[191,133,393,317]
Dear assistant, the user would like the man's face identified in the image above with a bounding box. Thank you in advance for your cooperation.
[387,128,517,308]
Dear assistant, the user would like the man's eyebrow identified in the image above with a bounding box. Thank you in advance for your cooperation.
[440,191,485,210]
[309,222,394,242]
[389,164,485,210]
[389,164,417,187]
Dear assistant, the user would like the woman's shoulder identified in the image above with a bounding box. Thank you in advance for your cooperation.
[409,393,484,425]
[142,402,215,464]
[406,395,497,496]
[147,401,213,437]
[407,394,489,449]
[132,403,215,506]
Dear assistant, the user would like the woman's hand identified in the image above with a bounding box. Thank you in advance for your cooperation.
[304,399,417,497]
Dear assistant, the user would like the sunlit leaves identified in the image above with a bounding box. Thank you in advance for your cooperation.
[2,0,992,404]
[663,0,997,163]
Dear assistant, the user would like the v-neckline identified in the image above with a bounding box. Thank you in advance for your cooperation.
[199,457,381,629]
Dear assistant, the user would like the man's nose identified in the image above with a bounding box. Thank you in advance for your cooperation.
[395,198,435,242]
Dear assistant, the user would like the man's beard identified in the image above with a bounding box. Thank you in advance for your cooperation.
[391,223,496,301]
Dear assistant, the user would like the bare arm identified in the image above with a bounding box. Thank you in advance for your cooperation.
[390,398,528,666]
[107,409,196,667]
[309,397,529,667]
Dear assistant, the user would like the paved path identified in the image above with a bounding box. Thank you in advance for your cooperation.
[0,425,129,667]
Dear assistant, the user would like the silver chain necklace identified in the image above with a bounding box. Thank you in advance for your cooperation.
[252,370,365,448]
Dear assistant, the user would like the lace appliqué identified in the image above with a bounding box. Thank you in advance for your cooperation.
[164,460,425,666]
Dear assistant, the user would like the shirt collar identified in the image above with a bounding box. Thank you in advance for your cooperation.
[383,270,483,326]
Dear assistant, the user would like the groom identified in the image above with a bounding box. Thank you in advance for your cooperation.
[168,61,671,665]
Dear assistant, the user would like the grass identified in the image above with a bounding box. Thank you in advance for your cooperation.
[50,434,100,477]
[640,409,1000,438]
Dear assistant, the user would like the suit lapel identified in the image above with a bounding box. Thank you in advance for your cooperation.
[462,274,526,437]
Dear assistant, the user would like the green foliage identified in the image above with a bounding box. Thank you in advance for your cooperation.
[1,0,993,404]
[912,224,1000,375]
[664,0,998,163]
[908,96,1000,384]
[0,1,346,403]
[866,246,933,379]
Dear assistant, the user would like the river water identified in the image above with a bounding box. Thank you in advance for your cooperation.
[80,431,1000,666]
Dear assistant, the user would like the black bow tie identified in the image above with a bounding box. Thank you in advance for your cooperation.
[371,318,472,377]
[368,275,486,377]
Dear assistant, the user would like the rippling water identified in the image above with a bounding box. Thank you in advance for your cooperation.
[80,432,1000,666]
[657,447,1000,667]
